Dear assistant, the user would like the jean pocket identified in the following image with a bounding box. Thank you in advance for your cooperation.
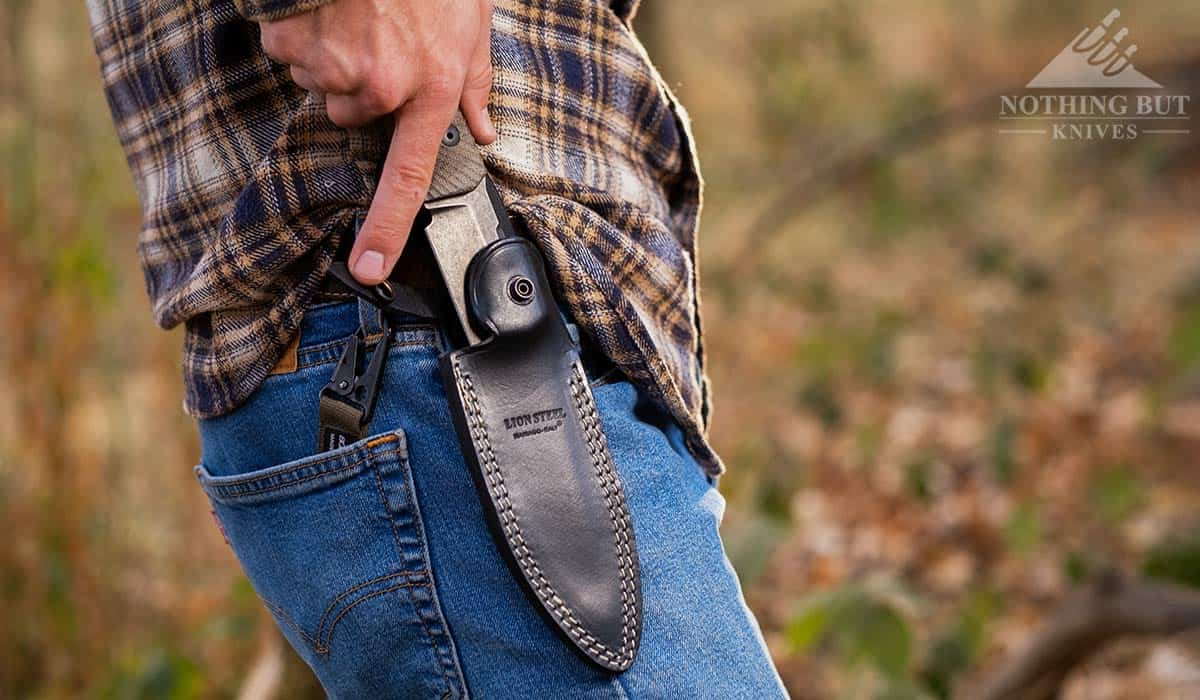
[196,430,464,698]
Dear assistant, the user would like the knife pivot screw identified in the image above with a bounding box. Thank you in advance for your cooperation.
[442,124,461,147]
[507,275,535,304]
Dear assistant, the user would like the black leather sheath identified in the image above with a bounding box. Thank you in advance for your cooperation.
[440,237,643,671]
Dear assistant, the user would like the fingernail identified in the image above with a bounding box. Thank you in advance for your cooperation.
[480,108,497,140]
[354,250,385,280]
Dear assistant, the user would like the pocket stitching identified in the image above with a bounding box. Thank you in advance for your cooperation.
[201,433,402,493]
[210,456,369,497]
[205,434,425,657]
[367,446,462,693]
[312,570,425,644]
[262,598,320,649]
[315,582,423,654]
[244,434,429,657]
[261,576,426,655]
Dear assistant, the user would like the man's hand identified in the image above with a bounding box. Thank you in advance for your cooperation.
[259,0,496,285]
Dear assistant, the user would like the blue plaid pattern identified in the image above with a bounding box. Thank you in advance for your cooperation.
[88,0,719,473]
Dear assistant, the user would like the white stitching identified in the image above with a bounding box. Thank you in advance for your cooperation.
[568,365,640,658]
[453,361,639,667]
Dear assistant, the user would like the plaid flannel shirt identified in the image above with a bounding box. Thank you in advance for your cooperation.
[88,0,719,473]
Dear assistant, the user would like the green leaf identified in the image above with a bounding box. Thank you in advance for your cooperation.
[100,648,204,700]
[970,239,1011,276]
[1063,551,1091,584]
[1170,304,1200,372]
[905,458,933,503]
[726,515,787,588]
[1144,528,1200,589]
[1011,352,1049,392]
[788,587,913,679]
[798,378,843,428]
[989,418,1017,483]
[877,678,936,700]
[787,599,834,651]
[848,601,912,679]
[918,589,999,698]
[1088,466,1145,524]
[1005,502,1042,554]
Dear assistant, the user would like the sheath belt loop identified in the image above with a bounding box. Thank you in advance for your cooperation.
[316,312,394,452]
[316,213,397,451]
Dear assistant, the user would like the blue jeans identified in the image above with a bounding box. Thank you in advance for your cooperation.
[196,299,786,699]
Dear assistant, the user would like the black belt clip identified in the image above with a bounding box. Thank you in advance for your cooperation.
[316,211,441,452]
[317,320,393,452]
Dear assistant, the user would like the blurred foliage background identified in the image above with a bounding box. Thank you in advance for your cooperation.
[2,0,1200,698]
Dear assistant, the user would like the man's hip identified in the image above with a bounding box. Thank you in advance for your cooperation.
[196,298,786,698]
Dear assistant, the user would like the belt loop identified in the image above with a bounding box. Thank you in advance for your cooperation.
[357,297,385,338]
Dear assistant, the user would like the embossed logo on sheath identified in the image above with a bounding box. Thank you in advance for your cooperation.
[503,407,566,440]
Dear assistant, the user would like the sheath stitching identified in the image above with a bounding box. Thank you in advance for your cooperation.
[568,364,640,657]
[454,361,639,668]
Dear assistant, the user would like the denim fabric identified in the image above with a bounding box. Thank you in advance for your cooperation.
[197,300,787,699]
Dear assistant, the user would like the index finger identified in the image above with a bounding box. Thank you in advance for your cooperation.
[350,97,458,285]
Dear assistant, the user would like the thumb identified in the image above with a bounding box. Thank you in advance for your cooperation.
[350,97,457,285]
